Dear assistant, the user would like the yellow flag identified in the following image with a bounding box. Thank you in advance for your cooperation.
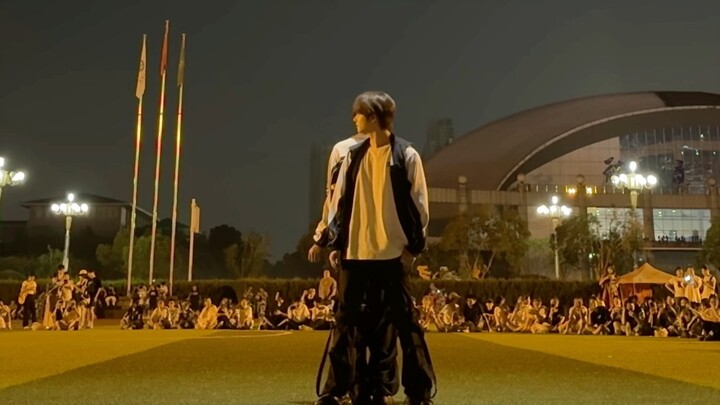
[135,34,147,99]
[190,199,200,233]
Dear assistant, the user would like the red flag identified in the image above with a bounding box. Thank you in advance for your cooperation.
[177,34,186,87]
[160,20,169,76]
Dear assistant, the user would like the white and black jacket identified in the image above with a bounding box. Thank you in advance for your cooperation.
[318,134,429,257]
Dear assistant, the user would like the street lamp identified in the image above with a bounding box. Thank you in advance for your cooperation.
[537,195,572,280]
[610,161,657,209]
[0,156,27,202]
[51,193,89,270]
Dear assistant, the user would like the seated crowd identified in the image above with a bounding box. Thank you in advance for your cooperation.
[121,284,337,331]
[416,285,720,341]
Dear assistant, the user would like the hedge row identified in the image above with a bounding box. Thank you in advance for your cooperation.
[1,278,673,306]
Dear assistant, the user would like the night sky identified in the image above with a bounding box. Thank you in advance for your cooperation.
[2,0,720,259]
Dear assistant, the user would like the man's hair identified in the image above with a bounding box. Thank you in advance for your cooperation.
[352,91,396,130]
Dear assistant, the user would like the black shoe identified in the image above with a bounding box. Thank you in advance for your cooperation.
[314,394,344,405]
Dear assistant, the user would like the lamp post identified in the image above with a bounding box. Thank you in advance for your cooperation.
[51,193,89,270]
[537,195,572,280]
[610,161,657,209]
[0,156,27,203]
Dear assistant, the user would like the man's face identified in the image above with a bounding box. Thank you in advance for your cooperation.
[353,113,371,133]
[466,298,476,307]
[323,270,330,278]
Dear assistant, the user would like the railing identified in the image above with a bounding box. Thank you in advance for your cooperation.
[519,184,712,196]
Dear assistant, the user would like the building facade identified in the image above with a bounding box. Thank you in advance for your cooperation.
[20,193,153,240]
[424,92,720,273]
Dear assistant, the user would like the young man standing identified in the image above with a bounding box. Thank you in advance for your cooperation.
[310,129,402,404]
[314,91,435,405]
[19,273,38,329]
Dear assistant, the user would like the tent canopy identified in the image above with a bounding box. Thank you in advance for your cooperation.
[617,263,674,285]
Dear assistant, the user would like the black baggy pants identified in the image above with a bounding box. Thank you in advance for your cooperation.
[22,294,36,327]
[322,258,435,399]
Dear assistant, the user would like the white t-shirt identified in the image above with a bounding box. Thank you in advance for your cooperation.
[346,144,407,260]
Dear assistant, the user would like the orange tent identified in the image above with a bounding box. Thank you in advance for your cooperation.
[617,263,674,302]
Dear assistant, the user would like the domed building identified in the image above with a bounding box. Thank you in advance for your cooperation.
[424,91,720,271]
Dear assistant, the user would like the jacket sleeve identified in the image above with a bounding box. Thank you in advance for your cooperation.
[405,147,429,252]
[312,145,342,245]
[324,151,350,250]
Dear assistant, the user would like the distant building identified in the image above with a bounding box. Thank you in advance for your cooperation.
[424,91,720,274]
[309,140,334,226]
[423,118,455,159]
[20,193,153,240]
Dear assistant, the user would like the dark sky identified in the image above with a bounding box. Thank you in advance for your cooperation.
[2,0,720,259]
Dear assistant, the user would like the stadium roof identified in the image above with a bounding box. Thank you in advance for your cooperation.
[424,91,720,190]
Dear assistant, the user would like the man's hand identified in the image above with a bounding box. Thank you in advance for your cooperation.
[329,250,341,270]
[307,244,323,263]
[401,249,416,269]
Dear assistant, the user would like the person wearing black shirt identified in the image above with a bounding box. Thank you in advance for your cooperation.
[188,285,201,312]
[462,295,483,332]
[588,297,611,335]
[121,302,144,330]
[147,285,159,310]
[263,293,290,330]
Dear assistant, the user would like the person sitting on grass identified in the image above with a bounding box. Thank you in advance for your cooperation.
[234,299,254,330]
[560,298,587,335]
[178,301,196,329]
[216,298,233,329]
[688,298,720,341]
[167,300,180,328]
[51,300,79,331]
[655,299,677,337]
[0,300,12,330]
[196,298,218,330]
[263,293,289,330]
[585,296,611,335]
[436,293,463,332]
[493,296,510,332]
[309,299,335,330]
[526,299,549,334]
[418,294,438,332]
[621,300,640,336]
[121,301,144,330]
[461,294,483,333]
[149,300,171,330]
[284,297,311,330]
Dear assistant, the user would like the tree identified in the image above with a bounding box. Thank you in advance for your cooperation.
[555,214,603,279]
[240,232,270,278]
[270,228,324,278]
[440,208,491,278]
[701,216,720,268]
[556,210,645,279]
[96,229,130,279]
[489,208,531,276]
[440,206,530,277]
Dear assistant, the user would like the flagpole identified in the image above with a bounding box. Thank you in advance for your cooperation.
[149,20,170,286]
[127,34,147,297]
[169,33,186,297]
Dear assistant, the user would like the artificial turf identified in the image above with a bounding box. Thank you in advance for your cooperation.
[1,322,719,404]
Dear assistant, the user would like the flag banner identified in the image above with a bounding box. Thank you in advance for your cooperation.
[177,34,186,87]
[160,20,169,76]
[191,200,200,233]
[135,34,147,99]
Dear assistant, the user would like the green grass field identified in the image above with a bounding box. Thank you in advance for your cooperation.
[2,321,719,404]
